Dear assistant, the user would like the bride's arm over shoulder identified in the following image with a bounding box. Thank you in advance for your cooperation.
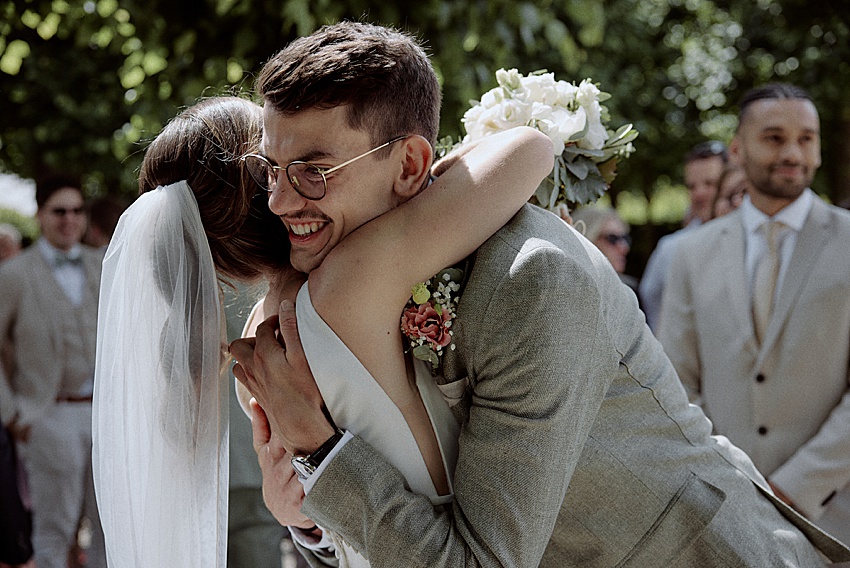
[317,126,553,308]
[400,126,553,269]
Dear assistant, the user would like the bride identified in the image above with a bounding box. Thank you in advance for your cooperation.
[93,95,552,567]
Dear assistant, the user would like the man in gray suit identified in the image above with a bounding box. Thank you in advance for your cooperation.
[660,83,850,545]
[0,176,106,568]
[234,24,850,567]
[639,140,728,332]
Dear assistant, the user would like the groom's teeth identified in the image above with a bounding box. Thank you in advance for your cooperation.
[291,222,323,236]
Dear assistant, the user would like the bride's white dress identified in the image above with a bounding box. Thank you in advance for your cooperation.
[294,282,460,566]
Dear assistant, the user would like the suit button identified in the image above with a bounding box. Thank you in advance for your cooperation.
[758,426,768,435]
[756,373,765,383]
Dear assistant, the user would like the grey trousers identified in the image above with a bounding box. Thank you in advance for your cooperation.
[21,402,105,568]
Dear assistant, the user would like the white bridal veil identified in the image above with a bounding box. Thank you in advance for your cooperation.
[93,181,228,568]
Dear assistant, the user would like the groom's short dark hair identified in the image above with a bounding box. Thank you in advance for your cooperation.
[257,21,441,148]
[736,83,815,131]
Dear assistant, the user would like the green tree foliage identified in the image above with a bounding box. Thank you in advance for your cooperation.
[0,0,847,207]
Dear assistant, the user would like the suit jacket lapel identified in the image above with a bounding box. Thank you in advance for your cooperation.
[716,214,759,359]
[29,249,63,351]
[757,199,831,357]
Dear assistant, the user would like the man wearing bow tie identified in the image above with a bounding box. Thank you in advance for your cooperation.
[0,175,106,568]
[660,83,850,545]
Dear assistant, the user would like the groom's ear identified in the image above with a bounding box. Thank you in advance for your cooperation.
[392,135,433,201]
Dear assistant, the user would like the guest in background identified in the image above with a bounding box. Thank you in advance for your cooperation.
[0,224,22,262]
[712,164,749,219]
[660,83,850,544]
[0,223,22,386]
[639,140,728,331]
[0,175,106,568]
[571,205,638,293]
[83,195,127,251]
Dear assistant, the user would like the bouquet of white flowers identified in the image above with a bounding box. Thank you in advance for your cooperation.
[458,68,638,211]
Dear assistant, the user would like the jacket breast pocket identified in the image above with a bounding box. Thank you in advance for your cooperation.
[435,375,471,425]
[616,473,726,568]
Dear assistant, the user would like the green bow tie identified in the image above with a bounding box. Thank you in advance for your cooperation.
[54,252,82,267]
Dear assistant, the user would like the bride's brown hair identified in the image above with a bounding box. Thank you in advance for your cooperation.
[138,96,290,281]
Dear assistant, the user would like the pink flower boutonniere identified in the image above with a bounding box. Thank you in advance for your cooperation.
[401,267,464,374]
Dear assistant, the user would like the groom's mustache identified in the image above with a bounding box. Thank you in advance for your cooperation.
[283,211,333,224]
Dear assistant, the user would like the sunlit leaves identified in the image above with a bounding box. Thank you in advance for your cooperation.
[96,0,118,18]
[20,11,41,30]
[226,59,244,84]
[0,0,847,205]
[0,39,30,75]
[120,66,145,89]
[36,13,61,39]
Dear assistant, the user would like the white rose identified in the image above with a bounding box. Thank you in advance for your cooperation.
[462,103,485,124]
[462,104,487,141]
[554,80,578,108]
[493,99,532,130]
[529,100,554,124]
[521,73,559,105]
[550,107,587,145]
[579,121,609,150]
[576,79,601,108]
[479,87,505,109]
[496,68,523,91]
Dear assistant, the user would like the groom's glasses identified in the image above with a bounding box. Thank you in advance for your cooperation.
[242,136,408,201]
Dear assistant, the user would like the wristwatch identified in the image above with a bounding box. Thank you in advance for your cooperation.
[291,428,345,480]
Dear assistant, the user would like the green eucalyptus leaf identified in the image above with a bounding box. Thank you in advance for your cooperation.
[564,165,607,205]
[564,156,594,180]
[412,345,435,362]
[438,267,464,284]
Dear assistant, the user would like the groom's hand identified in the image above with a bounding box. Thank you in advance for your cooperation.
[231,299,335,456]
[250,399,317,529]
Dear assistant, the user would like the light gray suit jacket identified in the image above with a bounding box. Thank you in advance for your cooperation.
[302,205,849,567]
[0,243,102,426]
[659,199,850,543]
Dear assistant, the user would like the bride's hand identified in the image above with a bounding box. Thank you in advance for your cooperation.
[231,300,336,456]
[249,399,316,529]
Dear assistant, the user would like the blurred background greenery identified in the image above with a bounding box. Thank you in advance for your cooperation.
[1,0,848,268]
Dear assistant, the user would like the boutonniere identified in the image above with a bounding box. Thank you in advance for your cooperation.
[401,267,464,375]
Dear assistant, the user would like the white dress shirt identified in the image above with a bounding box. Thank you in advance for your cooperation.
[740,189,814,310]
[37,238,86,306]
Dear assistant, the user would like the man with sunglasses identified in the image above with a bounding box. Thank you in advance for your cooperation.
[235,22,850,567]
[0,175,106,568]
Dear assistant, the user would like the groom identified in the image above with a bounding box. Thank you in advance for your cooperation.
[232,22,850,567]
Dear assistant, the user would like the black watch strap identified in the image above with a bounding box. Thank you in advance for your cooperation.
[307,429,345,468]
[291,429,344,480]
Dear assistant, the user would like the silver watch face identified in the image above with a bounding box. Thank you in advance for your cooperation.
[291,455,316,480]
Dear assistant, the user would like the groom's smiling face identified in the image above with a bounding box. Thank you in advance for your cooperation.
[263,105,404,274]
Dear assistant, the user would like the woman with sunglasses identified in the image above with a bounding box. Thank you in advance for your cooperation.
[571,206,637,294]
